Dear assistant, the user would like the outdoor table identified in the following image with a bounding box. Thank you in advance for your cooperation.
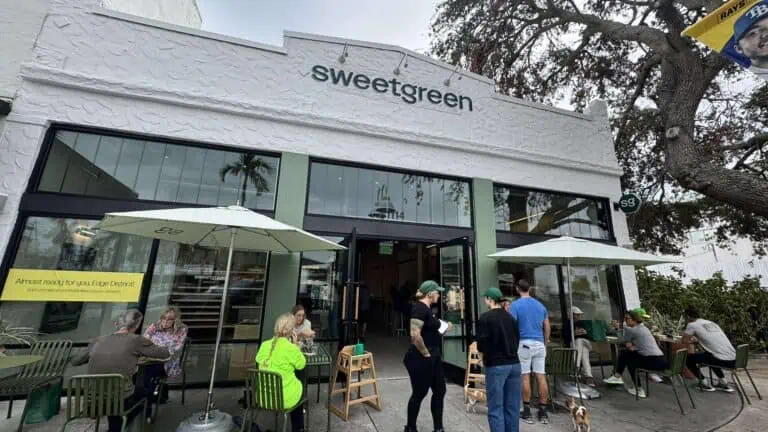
[302,344,333,432]
[605,336,622,373]
[0,355,43,370]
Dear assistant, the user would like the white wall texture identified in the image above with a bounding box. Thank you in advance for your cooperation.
[0,0,640,306]
[0,0,50,99]
[102,0,202,29]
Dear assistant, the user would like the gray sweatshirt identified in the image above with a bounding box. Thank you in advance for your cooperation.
[619,324,663,357]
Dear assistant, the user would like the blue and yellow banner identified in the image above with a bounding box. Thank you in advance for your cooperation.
[683,0,768,79]
[1,269,144,302]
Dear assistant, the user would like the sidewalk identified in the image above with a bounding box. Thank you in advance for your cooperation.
[3,370,747,432]
[712,357,767,432]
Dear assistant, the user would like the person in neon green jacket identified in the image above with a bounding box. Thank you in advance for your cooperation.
[256,313,307,432]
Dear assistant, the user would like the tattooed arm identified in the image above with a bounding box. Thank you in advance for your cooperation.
[410,318,430,358]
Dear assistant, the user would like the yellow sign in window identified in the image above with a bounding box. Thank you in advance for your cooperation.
[1,269,144,302]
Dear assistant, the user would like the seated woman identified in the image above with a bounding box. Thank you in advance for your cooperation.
[255,313,307,432]
[292,305,316,340]
[72,309,170,432]
[603,310,668,398]
[143,306,188,403]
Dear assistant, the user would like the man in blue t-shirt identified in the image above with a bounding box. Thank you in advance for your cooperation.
[509,279,550,425]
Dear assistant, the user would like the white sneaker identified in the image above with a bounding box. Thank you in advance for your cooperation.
[650,373,663,383]
[603,376,624,385]
[626,386,647,398]
[715,379,736,393]
[699,378,716,392]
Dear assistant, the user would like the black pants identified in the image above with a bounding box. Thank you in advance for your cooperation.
[404,348,445,431]
[107,387,149,432]
[289,408,305,432]
[687,351,735,380]
[616,351,668,385]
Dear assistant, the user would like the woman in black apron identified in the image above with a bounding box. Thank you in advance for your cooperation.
[403,280,451,432]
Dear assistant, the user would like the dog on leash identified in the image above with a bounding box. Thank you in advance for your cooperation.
[464,385,486,413]
[566,397,591,432]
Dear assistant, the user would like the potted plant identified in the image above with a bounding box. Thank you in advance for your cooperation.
[0,314,38,357]
[645,309,695,378]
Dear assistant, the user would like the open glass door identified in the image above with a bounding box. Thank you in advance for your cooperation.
[338,228,358,347]
[436,236,475,355]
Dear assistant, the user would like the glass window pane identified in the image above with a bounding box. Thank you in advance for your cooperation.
[494,185,611,239]
[36,130,279,210]
[307,162,472,227]
[0,217,152,344]
[563,265,622,343]
[134,142,165,199]
[144,241,268,384]
[298,240,343,340]
[155,145,186,202]
[113,139,144,193]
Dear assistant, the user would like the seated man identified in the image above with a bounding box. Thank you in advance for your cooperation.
[603,310,668,398]
[72,309,170,432]
[564,307,597,387]
[682,305,736,393]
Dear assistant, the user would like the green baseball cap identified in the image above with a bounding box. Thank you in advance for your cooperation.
[419,280,445,294]
[483,287,503,301]
[632,307,651,319]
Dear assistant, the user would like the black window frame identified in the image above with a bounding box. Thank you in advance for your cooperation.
[492,182,615,242]
[305,158,476,230]
[0,124,280,362]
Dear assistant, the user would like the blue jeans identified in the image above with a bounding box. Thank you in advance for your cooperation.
[485,363,522,432]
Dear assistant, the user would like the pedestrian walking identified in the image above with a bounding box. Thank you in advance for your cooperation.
[477,287,521,432]
[509,279,550,424]
[403,280,451,432]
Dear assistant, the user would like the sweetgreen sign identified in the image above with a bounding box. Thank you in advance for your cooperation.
[311,65,474,111]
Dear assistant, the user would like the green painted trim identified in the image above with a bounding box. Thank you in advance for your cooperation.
[472,178,498,306]
[262,153,309,340]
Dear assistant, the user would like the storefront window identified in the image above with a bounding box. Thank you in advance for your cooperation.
[308,162,472,227]
[143,241,268,384]
[37,129,279,210]
[562,265,622,341]
[497,261,564,343]
[0,217,153,342]
[297,239,343,340]
[494,185,611,239]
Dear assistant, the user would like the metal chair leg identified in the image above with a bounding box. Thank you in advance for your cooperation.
[645,371,650,398]
[95,417,101,431]
[7,397,12,419]
[634,371,640,401]
[681,376,696,409]
[16,389,37,432]
[734,372,752,405]
[670,376,685,415]
[282,413,289,432]
[744,368,763,401]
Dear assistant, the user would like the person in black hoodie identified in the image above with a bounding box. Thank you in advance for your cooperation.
[477,287,521,432]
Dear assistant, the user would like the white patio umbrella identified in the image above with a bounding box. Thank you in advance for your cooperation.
[489,236,680,347]
[98,205,345,431]
[489,236,680,401]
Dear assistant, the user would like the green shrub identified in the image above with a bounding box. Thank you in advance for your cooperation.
[637,269,768,352]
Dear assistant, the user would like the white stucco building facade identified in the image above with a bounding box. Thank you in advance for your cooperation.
[0,0,639,373]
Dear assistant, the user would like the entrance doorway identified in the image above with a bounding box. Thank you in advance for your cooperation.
[340,235,476,379]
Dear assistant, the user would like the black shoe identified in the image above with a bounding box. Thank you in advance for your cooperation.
[537,409,549,424]
[520,407,534,424]
[403,427,417,432]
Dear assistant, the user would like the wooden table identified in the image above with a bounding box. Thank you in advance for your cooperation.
[302,344,333,431]
[0,355,43,370]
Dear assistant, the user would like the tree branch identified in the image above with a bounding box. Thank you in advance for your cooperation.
[721,132,768,151]
[615,54,663,143]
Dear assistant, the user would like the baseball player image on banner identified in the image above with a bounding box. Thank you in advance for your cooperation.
[683,0,768,80]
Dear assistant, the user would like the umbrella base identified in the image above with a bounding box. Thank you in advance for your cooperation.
[557,381,601,400]
[176,410,235,432]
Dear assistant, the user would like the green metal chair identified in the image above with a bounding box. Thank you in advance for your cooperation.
[546,347,584,408]
[60,374,147,432]
[241,369,307,432]
[701,344,762,405]
[0,339,73,432]
[637,348,695,415]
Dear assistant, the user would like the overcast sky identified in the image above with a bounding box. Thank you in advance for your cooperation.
[197,0,441,53]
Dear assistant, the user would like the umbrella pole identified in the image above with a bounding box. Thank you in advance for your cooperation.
[567,259,576,348]
[204,227,237,419]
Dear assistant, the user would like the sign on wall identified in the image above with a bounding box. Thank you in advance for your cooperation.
[619,192,642,214]
[1,269,144,302]
[683,0,768,81]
